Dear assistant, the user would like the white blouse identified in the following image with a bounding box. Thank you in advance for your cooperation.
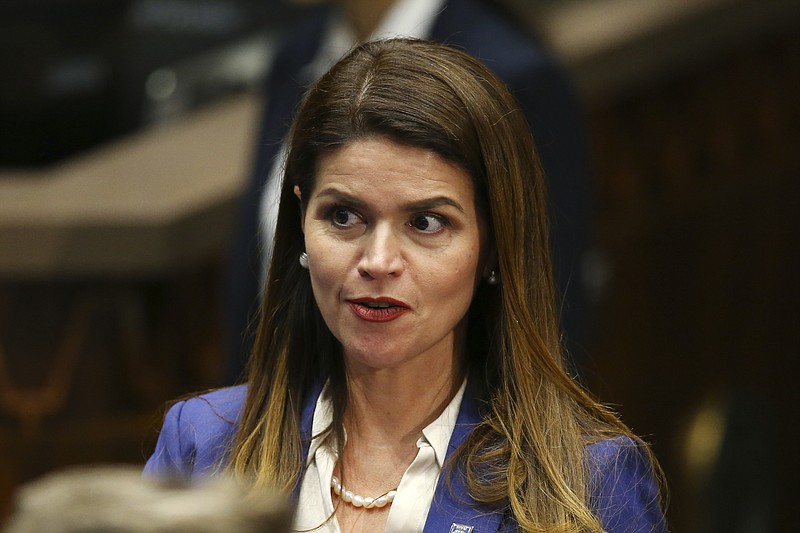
[293,378,467,532]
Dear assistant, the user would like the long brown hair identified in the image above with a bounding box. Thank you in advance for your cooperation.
[231,38,661,532]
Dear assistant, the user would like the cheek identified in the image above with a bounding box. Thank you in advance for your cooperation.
[306,235,349,298]
[425,246,481,304]
[308,255,337,298]
[308,264,343,334]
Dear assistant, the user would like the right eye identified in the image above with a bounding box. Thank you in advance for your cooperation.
[331,208,360,228]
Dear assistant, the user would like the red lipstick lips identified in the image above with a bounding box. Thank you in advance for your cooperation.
[347,297,409,322]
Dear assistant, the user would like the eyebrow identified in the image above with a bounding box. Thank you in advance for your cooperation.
[314,188,466,214]
[314,188,368,209]
[403,196,466,214]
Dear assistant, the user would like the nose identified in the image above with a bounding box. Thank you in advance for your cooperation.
[357,224,404,279]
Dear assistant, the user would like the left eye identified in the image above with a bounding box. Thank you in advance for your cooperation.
[410,214,445,233]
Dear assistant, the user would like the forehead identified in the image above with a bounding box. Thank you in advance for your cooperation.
[312,137,476,205]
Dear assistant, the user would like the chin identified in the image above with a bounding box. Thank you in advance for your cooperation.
[344,350,398,370]
[341,342,409,371]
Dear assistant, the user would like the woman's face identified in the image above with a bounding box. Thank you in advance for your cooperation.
[300,137,488,376]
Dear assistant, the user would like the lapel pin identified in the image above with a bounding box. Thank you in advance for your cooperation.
[449,524,474,533]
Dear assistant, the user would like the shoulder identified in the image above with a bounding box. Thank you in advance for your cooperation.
[586,437,668,533]
[176,385,248,424]
[255,7,330,147]
[144,386,248,480]
[434,0,556,78]
[434,0,580,139]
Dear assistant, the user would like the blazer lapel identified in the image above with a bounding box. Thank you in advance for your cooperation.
[423,387,510,533]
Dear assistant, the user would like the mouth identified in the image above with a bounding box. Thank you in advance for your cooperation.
[346,297,410,322]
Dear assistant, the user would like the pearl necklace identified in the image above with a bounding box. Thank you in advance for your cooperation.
[331,475,397,509]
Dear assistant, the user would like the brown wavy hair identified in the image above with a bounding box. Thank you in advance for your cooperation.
[231,38,661,532]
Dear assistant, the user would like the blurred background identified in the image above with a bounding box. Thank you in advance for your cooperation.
[1,0,798,531]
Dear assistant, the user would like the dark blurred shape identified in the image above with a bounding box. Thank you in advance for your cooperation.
[2,464,291,533]
[583,17,800,532]
[0,0,298,167]
[682,391,774,533]
[0,0,127,167]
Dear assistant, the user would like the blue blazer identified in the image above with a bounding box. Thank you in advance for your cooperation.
[145,386,666,532]
[226,0,591,381]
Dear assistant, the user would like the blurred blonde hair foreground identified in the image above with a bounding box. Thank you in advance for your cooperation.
[3,465,291,533]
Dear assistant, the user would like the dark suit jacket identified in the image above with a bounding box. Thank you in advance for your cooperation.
[144,385,666,532]
[227,0,591,381]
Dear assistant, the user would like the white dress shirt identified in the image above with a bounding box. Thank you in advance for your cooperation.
[293,378,467,532]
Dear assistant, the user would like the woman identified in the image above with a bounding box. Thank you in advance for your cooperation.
[145,39,666,532]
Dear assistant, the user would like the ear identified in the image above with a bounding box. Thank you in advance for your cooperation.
[294,185,305,233]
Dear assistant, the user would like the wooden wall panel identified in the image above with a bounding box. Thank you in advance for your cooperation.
[584,30,799,532]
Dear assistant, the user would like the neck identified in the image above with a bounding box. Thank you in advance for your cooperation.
[342,0,397,41]
[343,358,464,452]
[341,319,468,449]
[334,360,462,497]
